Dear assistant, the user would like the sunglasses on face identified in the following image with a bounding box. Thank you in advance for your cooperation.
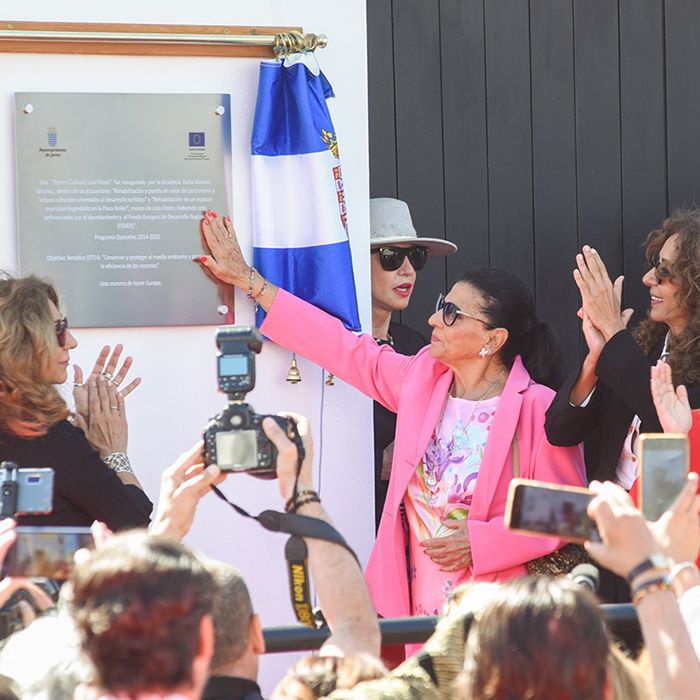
[650,255,675,282]
[373,246,428,272]
[435,293,496,328]
[54,317,69,347]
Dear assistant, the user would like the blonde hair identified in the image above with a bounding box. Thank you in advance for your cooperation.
[272,654,387,700]
[0,274,69,437]
[608,645,653,700]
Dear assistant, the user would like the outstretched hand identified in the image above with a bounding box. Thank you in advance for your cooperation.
[650,360,692,434]
[195,211,250,288]
[73,344,141,425]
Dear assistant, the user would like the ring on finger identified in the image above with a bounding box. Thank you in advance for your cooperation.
[110,405,119,412]
[74,382,84,388]
[101,371,113,380]
[110,377,121,386]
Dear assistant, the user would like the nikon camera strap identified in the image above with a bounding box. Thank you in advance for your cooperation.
[211,486,358,628]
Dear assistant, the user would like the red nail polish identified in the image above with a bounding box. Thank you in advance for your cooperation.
[192,256,206,264]
[202,219,209,226]
[211,211,218,218]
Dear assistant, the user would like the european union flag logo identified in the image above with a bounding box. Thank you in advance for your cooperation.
[188,132,205,147]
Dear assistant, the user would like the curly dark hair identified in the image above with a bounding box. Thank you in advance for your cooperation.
[70,531,217,697]
[633,208,700,385]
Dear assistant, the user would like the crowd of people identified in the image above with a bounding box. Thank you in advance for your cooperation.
[0,203,698,697]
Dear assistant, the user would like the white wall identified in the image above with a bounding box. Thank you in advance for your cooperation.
[0,1,373,691]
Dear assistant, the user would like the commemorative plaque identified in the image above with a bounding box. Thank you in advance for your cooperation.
[14,92,233,327]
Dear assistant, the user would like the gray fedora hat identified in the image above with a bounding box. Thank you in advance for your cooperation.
[370,198,458,257]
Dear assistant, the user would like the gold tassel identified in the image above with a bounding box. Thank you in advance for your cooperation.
[286,354,302,384]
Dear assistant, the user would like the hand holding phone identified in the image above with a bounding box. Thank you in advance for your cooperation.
[3,526,93,580]
[505,479,600,544]
[639,433,689,521]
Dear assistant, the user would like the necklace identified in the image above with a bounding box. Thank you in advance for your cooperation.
[451,365,507,401]
[374,332,394,347]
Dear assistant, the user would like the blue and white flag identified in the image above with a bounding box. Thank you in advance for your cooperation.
[251,56,361,331]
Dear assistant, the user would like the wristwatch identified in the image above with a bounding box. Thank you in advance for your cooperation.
[627,553,670,583]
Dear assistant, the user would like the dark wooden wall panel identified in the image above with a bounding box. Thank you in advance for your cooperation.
[441,0,489,282]
[620,0,667,321]
[366,0,397,198]
[366,0,700,372]
[393,0,446,335]
[530,0,580,376]
[665,0,700,209]
[484,0,534,288]
[573,0,622,270]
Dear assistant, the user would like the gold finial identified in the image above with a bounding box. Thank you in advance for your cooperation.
[286,354,302,384]
[325,371,335,386]
[274,31,328,58]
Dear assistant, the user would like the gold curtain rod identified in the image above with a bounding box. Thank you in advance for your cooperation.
[0,22,327,58]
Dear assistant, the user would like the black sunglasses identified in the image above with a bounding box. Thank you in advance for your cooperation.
[373,246,428,272]
[650,255,675,282]
[54,317,69,347]
[435,293,496,328]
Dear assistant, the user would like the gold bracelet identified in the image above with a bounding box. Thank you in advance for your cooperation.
[631,577,672,606]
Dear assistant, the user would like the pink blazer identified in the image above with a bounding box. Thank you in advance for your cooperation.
[262,290,586,618]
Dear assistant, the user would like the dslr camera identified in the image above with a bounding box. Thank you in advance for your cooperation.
[203,326,303,478]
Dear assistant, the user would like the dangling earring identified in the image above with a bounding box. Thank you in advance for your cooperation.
[479,347,489,357]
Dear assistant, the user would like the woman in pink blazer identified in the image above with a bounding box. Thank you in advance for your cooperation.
[197,213,586,620]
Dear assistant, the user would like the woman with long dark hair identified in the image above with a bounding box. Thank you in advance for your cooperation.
[195,212,585,621]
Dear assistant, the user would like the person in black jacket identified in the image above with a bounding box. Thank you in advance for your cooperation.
[0,274,152,530]
[369,198,457,530]
[545,209,700,601]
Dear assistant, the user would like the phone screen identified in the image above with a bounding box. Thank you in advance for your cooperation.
[640,435,689,521]
[507,480,600,543]
[3,526,93,580]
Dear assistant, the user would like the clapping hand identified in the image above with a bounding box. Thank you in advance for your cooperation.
[573,246,633,351]
[73,345,141,428]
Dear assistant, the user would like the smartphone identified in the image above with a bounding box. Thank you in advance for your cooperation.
[0,463,54,517]
[505,479,600,543]
[3,526,93,580]
[638,433,689,522]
